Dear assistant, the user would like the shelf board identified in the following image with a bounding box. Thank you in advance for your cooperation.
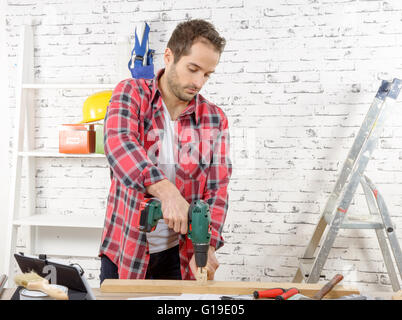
[22,83,116,90]
[19,150,105,158]
[13,214,104,229]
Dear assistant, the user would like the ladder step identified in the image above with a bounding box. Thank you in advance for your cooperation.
[324,213,384,229]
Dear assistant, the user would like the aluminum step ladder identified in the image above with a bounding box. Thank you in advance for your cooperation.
[293,78,402,291]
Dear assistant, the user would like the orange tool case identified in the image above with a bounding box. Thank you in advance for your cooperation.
[59,124,95,154]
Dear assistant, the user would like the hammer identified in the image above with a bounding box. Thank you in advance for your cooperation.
[288,274,344,300]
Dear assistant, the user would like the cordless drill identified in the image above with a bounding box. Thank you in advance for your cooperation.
[136,198,212,276]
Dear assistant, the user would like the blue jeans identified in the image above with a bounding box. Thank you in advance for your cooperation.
[100,245,181,285]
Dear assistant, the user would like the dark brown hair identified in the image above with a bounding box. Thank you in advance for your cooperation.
[167,19,226,63]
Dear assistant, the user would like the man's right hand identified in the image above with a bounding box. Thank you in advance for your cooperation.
[146,179,190,235]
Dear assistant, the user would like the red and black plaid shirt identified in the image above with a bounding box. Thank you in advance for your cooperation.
[99,69,232,280]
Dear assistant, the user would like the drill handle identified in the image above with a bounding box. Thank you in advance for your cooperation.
[138,198,163,232]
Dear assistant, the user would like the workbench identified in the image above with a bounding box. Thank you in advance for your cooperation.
[1,288,398,300]
[1,278,400,300]
[0,288,166,300]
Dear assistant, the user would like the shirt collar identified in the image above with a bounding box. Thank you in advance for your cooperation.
[151,68,201,125]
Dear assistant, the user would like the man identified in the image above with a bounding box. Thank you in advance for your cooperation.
[99,19,232,282]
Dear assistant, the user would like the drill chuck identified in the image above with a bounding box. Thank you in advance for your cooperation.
[194,243,209,268]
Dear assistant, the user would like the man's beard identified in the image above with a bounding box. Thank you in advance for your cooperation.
[166,65,198,102]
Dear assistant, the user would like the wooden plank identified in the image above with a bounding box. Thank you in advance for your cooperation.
[392,290,402,300]
[101,280,360,299]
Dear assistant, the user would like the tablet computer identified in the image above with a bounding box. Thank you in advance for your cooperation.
[13,253,96,300]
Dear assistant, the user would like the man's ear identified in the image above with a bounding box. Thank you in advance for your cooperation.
[164,47,174,66]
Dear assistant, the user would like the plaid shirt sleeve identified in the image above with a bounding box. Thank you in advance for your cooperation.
[202,112,233,250]
[104,79,167,192]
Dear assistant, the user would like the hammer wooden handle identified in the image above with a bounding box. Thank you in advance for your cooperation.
[27,279,69,300]
[313,274,344,300]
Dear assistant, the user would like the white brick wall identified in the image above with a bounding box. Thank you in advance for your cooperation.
[4,0,402,292]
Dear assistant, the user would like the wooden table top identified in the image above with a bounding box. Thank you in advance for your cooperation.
[0,288,181,300]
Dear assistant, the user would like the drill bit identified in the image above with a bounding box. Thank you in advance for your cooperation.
[196,267,208,284]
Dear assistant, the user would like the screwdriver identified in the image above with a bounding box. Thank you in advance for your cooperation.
[253,287,300,300]
[275,288,299,300]
[220,287,300,300]
[253,288,285,299]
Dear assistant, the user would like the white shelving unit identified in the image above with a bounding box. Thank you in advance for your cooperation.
[19,150,106,158]
[22,83,115,90]
[4,25,118,280]
[13,214,104,229]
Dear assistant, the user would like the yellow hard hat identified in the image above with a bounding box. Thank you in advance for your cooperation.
[79,90,113,123]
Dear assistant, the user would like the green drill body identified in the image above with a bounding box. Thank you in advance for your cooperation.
[137,198,211,269]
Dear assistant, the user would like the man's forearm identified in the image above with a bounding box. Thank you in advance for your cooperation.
[146,179,180,201]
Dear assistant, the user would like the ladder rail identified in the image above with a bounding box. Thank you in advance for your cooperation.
[321,93,388,220]
[4,25,31,283]
[4,25,35,284]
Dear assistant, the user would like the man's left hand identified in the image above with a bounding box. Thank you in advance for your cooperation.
[189,246,219,280]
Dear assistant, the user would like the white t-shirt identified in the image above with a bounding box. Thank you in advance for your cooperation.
[146,101,179,254]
